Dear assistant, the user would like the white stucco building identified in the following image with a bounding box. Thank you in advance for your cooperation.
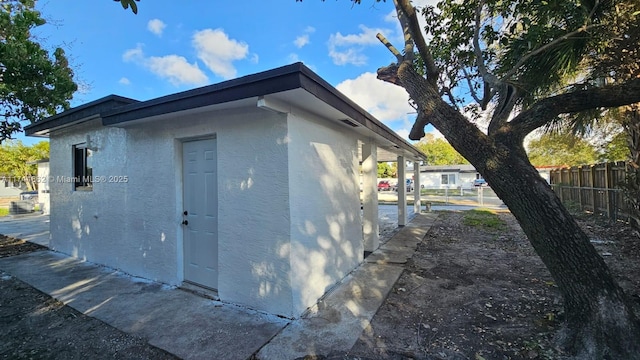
[419,164,552,189]
[420,164,481,189]
[25,63,426,318]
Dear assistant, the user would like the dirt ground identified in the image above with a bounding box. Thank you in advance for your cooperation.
[347,211,640,360]
[1,211,639,360]
[0,235,179,360]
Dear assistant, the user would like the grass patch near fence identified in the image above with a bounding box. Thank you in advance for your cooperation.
[463,209,506,231]
[0,208,8,217]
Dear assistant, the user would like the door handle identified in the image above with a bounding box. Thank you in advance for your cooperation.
[183,210,188,216]
[181,220,188,225]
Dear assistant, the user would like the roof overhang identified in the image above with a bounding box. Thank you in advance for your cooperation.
[25,95,139,137]
[25,63,426,163]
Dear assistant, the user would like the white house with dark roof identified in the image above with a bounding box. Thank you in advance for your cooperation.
[25,63,426,318]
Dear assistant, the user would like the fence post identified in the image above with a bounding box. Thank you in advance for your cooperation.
[589,165,596,213]
[577,166,583,211]
[605,162,615,219]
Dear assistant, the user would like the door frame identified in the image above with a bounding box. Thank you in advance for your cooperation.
[177,135,218,288]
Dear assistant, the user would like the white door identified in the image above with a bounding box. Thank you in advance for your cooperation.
[182,138,218,290]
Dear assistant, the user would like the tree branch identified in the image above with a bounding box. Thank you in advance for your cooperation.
[472,0,499,87]
[509,78,640,137]
[500,23,603,82]
[459,64,484,105]
[488,83,518,135]
[376,33,403,63]
[394,0,438,86]
[391,0,414,62]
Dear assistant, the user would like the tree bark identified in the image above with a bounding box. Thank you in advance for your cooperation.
[384,61,640,359]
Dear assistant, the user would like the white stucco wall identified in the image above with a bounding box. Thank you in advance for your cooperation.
[48,105,366,318]
[287,112,363,316]
[49,121,134,275]
[47,109,294,315]
[37,162,50,214]
[211,109,293,316]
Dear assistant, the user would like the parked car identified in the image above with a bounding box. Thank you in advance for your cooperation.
[377,180,392,191]
[473,178,488,187]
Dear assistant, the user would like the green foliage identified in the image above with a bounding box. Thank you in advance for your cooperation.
[420,0,637,116]
[0,0,77,142]
[115,0,139,14]
[0,208,8,216]
[599,131,629,163]
[377,162,395,178]
[0,140,48,190]
[527,132,598,166]
[415,133,469,165]
[462,209,506,231]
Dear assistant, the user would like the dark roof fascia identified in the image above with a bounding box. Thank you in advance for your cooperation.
[102,63,306,126]
[24,95,139,136]
[32,63,423,161]
[101,62,425,161]
[296,66,426,161]
[421,168,462,173]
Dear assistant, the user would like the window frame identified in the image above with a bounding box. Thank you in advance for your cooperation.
[440,173,456,186]
[73,143,93,191]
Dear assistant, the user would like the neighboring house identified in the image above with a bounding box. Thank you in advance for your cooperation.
[0,177,27,197]
[420,164,553,189]
[420,164,481,189]
[35,159,50,214]
[25,63,426,318]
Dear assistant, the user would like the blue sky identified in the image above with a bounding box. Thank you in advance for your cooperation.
[21,0,438,144]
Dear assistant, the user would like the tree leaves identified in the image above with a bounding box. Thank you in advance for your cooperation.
[0,140,48,190]
[0,1,77,142]
[415,134,469,165]
[115,0,139,14]
[527,132,598,166]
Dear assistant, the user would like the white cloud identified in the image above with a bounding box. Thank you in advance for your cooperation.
[294,26,316,48]
[329,47,368,66]
[146,55,209,86]
[122,44,144,62]
[294,34,309,48]
[192,28,249,79]
[288,53,300,63]
[147,19,166,36]
[122,44,209,86]
[118,77,131,85]
[395,128,410,139]
[336,72,413,122]
[328,25,392,66]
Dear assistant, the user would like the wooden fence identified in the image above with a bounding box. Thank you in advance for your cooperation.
[549,161,632,221]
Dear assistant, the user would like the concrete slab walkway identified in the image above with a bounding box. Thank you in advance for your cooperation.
[0,213,50,246]
[257,213,436,359]
[0,213,437,359]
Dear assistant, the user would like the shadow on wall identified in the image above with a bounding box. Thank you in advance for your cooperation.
[69,204,89,261]
[290,141,362,311]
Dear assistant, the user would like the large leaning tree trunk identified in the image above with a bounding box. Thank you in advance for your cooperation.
[620,106,640,228]
[377,0,640,358]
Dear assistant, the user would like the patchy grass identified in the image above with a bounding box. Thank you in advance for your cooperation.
[0,208,8,217]
[463,209,507,231]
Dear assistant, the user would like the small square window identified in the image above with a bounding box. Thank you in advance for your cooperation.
[73,144,93,191]
[441,174,456,185]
